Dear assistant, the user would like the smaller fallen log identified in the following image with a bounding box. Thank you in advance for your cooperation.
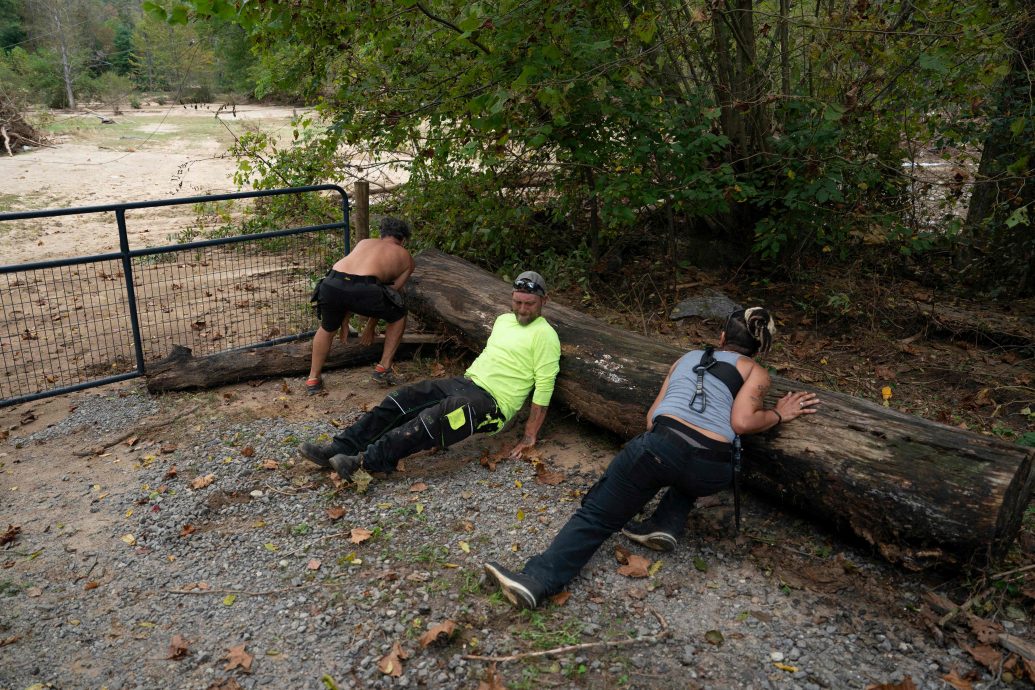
[145,335,442,392]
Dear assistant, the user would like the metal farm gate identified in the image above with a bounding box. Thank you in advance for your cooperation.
[0,185,349,408]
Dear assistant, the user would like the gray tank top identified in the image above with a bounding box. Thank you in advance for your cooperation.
[650,350,744,442]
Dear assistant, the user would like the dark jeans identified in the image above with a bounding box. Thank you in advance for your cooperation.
[331,377,505,473]
[522,428,733,595]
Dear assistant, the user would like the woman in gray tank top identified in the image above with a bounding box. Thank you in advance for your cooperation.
[483,308,821,609]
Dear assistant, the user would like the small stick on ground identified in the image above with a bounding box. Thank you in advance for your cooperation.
[167,584,312,596]
[463,607,669,663]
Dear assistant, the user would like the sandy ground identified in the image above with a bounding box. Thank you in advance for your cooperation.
[0,105,305,266]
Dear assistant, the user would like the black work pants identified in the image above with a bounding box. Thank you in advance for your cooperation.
[521,426,733,595]
[331,377,505,473]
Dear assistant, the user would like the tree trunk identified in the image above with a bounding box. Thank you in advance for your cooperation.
[145,335,441,392]
[406,249,1035,569]
[54,9,76,110]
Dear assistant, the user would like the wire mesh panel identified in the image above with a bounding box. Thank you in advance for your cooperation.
[0,185,349,407]
[133,231,339,362]
[1,259,138,400]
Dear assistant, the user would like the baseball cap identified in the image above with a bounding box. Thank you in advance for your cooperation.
[513,271,547,296]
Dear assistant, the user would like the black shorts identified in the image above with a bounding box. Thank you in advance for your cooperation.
[315,270,406,332]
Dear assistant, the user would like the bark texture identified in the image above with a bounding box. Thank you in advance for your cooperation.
[407,249,1034,568]
[145,335,441,392]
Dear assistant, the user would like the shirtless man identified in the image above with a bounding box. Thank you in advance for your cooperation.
[306,217,415,393]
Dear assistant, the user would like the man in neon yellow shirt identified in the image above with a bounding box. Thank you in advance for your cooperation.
[300,271,561,479]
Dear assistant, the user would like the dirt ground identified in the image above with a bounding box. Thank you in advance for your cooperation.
[1,105,1034,689]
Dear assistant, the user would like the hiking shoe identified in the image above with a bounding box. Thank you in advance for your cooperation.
[305,377,324,395]
[328,453,364,479]
[300,441,337,468]
[371,365,397,386]
[621,521,677,552]
[483,562,544,610]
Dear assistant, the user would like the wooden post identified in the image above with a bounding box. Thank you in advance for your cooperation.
[353,179,370,249]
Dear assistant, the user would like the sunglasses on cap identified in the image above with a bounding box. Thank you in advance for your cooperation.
[512,278,545,296]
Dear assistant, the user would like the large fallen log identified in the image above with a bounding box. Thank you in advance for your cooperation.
[145,335,442,392]
[407,249,1035,569]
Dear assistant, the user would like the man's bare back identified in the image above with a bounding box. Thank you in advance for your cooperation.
[332,238,414,290]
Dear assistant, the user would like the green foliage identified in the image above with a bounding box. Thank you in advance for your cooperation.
[166,0,1030,292]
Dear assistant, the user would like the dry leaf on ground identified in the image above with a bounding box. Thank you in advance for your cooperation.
[205,679,243,690]
[326,506,345,520]
[307,559,321,571]
[964,644,1003,671]
[377,641,409,677]
[549,591,571,606]
[418,620,456,647]
[167,634,190,660]
[241,446,255,457]
[941,670,974,690]
[350,528,373,544]
[261,460,278,470]
[533,463,565,486]
[478,662,507,690]
[191,474,215,490]
[617,553,651,578]
[0,525,20,546]
[224,644,253,672]
[409,482,428,492]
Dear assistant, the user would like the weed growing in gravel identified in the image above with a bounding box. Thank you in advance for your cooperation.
[0,579,25,596]
[415,544,449,564]
[516,611,582,649]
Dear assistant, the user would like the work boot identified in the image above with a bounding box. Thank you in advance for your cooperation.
[621,520,677,552]
[300,441,337,468]
[328,453,364,480]
[483,562,545,610]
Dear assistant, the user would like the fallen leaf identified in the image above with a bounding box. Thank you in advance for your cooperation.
[941,671,973,690]
[534,463,565,486]
[224,644,252,672]
[121,534,137,546]
[409,482,428,492]
[614,545,632,564]
[617,554,651,578]
[965,644,1003,671]
[125,436,139,446]
[168,634,190,660]
[350,528,373,544]
[180,524,196,538]
[307,559,322,571]
[377,641,409,677]
[351,468,374,494]
[326,507,346,520]
[262,460,279,470]
[478,662,506,690]
[161,443,178,454]
[25,587,42,597]
[967,615,1003,644]
[164,465,178,479]
[704,629,724,646]
[0,525,20,546]
[418,620,456,647]
[549,591,571,606]
[458,541,471,553]
[0,635,21,647]
[190,474,215,490]
[774,662,799,672]
[84,581,99,591]
[242,446,255,457]
[223,594,237,606]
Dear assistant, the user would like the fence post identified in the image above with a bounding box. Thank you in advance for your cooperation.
[117,208,147,376]
[353,179,370,248]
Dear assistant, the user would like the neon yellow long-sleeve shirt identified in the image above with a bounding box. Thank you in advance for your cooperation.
[465,313,561,422]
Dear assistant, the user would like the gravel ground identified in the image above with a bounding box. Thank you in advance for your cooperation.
[1,387,1031,690]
